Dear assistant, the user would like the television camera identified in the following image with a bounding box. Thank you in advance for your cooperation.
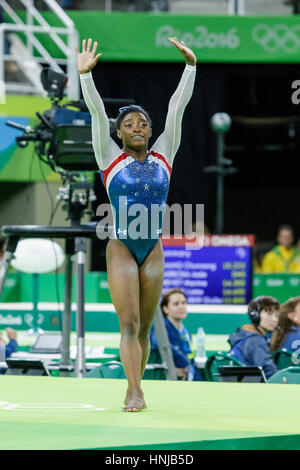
[6,68,135,225]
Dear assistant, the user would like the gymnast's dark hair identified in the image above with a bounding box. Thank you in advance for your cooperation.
[116,105,152,130]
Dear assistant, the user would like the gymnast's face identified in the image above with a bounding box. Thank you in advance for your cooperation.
[163,293,188,323]
[117,112,152,151]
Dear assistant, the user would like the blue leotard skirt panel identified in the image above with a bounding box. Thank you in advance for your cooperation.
[116,236,160,267]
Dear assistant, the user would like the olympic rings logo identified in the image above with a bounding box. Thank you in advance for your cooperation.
[252,24,300,53]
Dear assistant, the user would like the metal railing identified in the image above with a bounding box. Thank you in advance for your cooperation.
[0,0,79,98]
[167,0,293,15]
[228,0,245,14]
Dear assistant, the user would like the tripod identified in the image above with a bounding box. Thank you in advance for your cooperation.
[57,171,97,378]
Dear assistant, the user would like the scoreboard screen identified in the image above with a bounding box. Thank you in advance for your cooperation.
[162,235,254,305]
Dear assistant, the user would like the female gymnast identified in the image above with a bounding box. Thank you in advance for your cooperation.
[76,37,196,411]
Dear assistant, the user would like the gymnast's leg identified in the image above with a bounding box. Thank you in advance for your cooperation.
[106,239,145,412]
[138,239,165,378]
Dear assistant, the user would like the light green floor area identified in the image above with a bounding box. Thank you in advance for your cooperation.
[3,331,230,352]
[1,376,300,450]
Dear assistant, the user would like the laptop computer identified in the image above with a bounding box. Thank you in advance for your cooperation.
[30,333,62,354]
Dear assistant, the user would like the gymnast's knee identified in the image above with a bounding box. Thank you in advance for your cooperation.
[119,314,140,339]
[138,324,151,342]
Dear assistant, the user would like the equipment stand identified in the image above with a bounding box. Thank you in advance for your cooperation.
[0,225,98,378]
[75,237,87,377]
[60,239,73,377]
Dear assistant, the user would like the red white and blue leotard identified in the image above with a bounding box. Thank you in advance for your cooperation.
[80,64,196,266]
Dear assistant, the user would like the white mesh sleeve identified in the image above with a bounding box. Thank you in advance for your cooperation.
[80,72,121,170]
[151,64,196,166]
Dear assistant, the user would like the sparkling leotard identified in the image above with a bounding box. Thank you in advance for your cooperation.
[80,65,196,266]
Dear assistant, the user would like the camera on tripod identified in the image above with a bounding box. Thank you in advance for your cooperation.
[6,67,98,172]
[6,67,135,172]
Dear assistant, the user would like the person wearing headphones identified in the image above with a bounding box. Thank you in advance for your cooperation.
[227,296,280,379]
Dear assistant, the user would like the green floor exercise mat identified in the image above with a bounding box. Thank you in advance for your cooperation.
[1,376,300,450]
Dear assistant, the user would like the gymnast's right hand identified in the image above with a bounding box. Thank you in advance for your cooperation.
[75,38,102,74]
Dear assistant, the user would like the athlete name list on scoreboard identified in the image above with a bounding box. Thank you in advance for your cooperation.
[162,235,254,305]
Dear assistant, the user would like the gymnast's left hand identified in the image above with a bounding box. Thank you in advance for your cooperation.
[75,38,102,74]
[168,36,197,66]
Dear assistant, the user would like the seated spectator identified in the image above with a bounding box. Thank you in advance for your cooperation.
[270,296,300,354]
[228,296,279,379]
[261,224,300,273]
[0,328,18,360]
[150,288,202,381]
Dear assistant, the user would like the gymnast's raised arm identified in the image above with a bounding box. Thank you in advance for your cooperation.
[75,39,121,170]
[151,37,197,166]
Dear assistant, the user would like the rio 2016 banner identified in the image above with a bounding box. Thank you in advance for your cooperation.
[22,12,300,63]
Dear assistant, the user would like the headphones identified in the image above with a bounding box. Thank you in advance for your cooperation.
[248,296,264,326]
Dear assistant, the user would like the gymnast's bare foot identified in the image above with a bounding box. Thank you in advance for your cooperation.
[124,387,132,406]
[123,388,146,412]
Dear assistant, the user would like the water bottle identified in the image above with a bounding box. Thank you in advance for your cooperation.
[195,327,206,366]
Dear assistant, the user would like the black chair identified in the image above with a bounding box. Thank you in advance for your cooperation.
[218,365,267,383]
[5,359,50,376]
